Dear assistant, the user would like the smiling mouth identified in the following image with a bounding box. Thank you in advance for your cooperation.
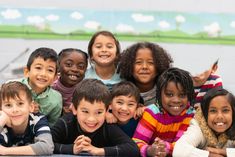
[68,75,79,80]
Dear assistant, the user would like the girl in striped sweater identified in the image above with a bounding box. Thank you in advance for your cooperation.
[133,67,195,157]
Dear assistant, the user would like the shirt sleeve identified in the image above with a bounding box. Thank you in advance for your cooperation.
[132,109,156,157]
[51,117,74,154]
[30,115,54,155]
[173,119,209,157]
[48,94,62,127]
[104,124,140,157]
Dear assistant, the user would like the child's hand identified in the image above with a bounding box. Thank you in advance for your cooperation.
[147,137,167,157]
[79,136,104,156]
[134,106,146,119]
[105,111,118,124]
[73,135,90,154]
[32,101,40,113]
[0,111,11,128]
[206,147,226,157]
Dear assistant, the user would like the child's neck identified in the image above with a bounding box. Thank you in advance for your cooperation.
[136,82,155,93]
[95,65,116,80]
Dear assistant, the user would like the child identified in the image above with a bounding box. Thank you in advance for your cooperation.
[85,30,122,90]
[133,67,195,157]
[118,42,173,106]
[51,79,140,156]
[19,47,62,127]
[193,59,223,107]
[0,81,54,155]
[52,48,88,114]
[173,87,235,157]
[109,81,141,137]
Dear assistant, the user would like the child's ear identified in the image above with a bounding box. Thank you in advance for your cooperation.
[70,103,77,115]
[29,101,35,113]
[23,66,30,77]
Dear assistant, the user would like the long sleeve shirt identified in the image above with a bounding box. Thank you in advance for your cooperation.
[51,113,140,156]
[133,104,194,157]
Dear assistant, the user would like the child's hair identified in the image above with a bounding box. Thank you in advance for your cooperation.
[201,87,235,139]
[87,30,121,67]
[72,79,111,109]
[111,81,140,103]
[26,47,58,72]
[58,48,88,64]
[118,42,173,83]
[156,67,194,107]
[0,81,32,106]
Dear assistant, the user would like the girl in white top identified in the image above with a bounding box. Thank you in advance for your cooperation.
[173,87,235,157]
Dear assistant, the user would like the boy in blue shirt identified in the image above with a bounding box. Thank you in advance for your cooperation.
[0,81,54,155]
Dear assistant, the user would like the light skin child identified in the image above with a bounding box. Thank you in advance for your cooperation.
[71,98,106,156]
[147,81,189,157]
[0,91,35,155]
[111,95,138,124]
[24,57,57,113]
[88,31,120,80]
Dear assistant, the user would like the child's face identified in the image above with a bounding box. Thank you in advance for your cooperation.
[161,81,188,116]
[1,92,33,132]
[59,52,87,87]
[91,34,117,67]
[207,95,232,134]
[111,95,138,124]
[72,98,106,133]
[24,57,57,94]
[133,48,157,88]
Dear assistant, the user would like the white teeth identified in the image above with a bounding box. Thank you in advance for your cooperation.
[173,106,180,109]
[216,122,224,126]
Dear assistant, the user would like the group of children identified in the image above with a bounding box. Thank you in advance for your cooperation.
[0,30,233,157]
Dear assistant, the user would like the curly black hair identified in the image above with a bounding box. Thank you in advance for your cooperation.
[118,42,173,84]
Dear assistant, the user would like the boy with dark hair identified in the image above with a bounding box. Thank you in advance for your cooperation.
[0,81,54,155]
[51,79,140,156]
[18,47,62,126]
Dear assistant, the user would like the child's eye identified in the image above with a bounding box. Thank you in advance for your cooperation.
[35,66,42,70]
[116,101,123,105]
[209,109,217,113]
[77,64,86,70]
[128,103,135,107]
[135,61,143,65]
[48,68,55,73]
[3,103,12,108]
[165,93,173,97]
[179,93,186,98]
[107,44,114,49]
[82,110,88,114]
[222,108,231,113]
[97,111,104,115]
[65,63,72,67]
[18,102,24,106]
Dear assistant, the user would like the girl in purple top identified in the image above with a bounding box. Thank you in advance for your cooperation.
[52,48,88,114]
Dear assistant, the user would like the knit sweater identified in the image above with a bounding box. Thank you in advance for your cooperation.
[194,74,223,105]
[133,103,194,157]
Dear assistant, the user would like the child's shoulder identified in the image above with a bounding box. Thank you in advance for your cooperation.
[146,103,161,114]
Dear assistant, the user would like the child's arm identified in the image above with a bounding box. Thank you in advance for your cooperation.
[0,145,35,155]
[206,147,226,156]
[104,124,140,156]
[51,116,74,154]
[134,105,146,119]
[48,96,63,126]
[173,119,210,157]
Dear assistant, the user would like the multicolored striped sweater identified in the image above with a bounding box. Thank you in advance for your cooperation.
[194,74,223,105]
[132,104,195,157]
